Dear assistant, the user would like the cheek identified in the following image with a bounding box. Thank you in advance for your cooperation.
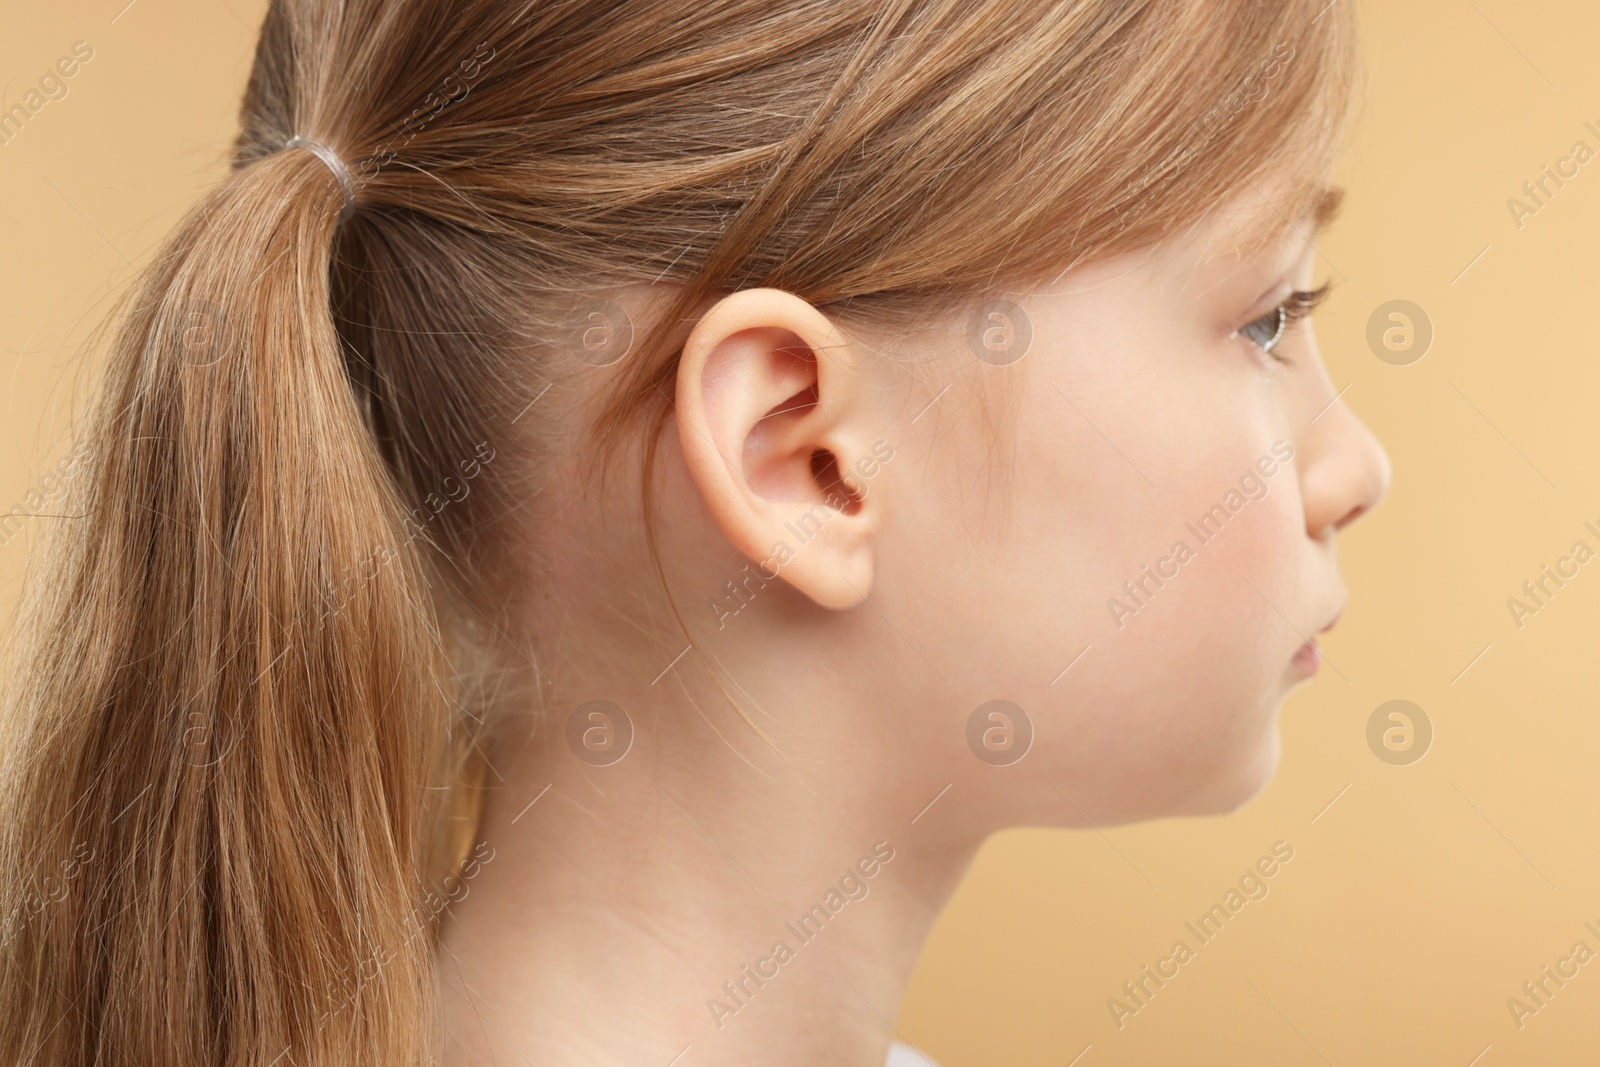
[1043,512,1297,817]
[878,308,1307,813]
[961,385,1302,807]
[1103,447,1306,687]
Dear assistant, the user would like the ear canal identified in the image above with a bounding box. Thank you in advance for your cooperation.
[811,449,864,515]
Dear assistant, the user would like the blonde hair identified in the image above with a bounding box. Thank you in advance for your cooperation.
[0,0,1357,1063]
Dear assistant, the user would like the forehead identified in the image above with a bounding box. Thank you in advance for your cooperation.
[1186,179,1342,266]
[1033,179,1341,305]
[1142,179,1341,298]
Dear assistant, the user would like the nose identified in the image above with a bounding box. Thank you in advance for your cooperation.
[1298,399,1390,539]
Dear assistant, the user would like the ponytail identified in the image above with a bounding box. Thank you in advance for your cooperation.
[0,145,464,1064]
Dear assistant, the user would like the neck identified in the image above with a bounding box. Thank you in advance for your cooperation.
[438,711,975,1066]
[436,501,986,1065]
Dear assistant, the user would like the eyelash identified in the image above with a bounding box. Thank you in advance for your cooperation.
[1239,283,1333,360]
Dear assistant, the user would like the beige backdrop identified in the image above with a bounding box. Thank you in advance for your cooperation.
[4,2,1597,1064]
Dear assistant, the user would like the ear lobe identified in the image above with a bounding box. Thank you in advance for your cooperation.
[675,288,879,611]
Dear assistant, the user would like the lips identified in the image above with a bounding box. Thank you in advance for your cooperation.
[1291,602,1344,676]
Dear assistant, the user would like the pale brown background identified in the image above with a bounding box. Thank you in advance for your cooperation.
[4,2,1598,1064]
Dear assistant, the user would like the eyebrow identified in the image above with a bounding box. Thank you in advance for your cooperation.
[1222,182,1346,267]
[1228,186,1344,306]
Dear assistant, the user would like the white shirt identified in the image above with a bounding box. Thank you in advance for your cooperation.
[886,1041,941,1066]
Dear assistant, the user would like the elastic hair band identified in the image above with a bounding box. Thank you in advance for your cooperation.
[285,136,356,221]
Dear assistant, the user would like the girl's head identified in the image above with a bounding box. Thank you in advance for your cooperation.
[0,0,1383,1062]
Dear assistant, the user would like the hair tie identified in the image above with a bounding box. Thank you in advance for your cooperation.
[285,136,356,220]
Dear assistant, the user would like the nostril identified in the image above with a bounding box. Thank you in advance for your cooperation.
[1336,503,1366,530]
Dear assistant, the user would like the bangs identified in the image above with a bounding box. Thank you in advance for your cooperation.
[1085,0,1363,265]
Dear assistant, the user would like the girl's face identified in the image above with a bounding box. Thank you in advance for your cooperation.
[836,184,1390,830]
[651,180,1390,845]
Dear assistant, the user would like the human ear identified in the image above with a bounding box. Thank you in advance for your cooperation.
[674,287,879,610]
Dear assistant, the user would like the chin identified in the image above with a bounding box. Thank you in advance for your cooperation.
[1169,722,1284,817]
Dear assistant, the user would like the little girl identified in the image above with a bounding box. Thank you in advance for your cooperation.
[0,1,1387,1064]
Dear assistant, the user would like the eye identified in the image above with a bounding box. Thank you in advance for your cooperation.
[1239,283,1333,360]
[1240,306,1287,354]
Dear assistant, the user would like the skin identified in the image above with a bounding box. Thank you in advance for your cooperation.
[437,181,1390,1066]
